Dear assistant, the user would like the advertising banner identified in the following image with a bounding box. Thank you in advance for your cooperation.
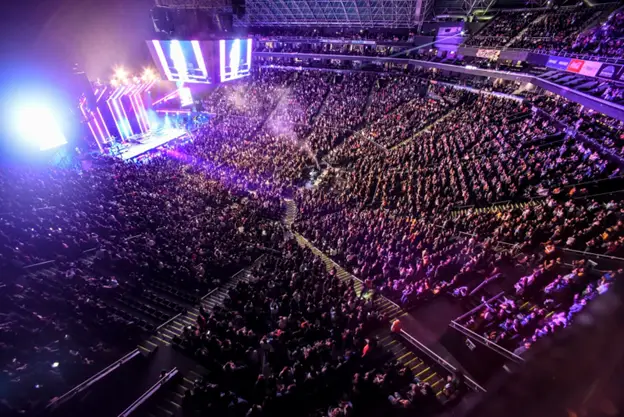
[595,63,623,81]
[566,58,585,73]
[545,56,571,71]
[476,49,501,60]
[578,60,602,77]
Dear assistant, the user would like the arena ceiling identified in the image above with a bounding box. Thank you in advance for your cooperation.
[244,0,426,28]
[153,0,552,27]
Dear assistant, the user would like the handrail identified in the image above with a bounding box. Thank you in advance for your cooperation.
[200,287,219,301]
[449,320,525,364]
[47,349,141,410]
[23,245,101,270]
[23,260,56,270]
[117,367,178,417]
[551,245,624,263]
[156,312,183,331]
[400,330,487,393]
[454,292,505,323]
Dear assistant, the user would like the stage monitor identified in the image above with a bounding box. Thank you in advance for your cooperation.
[219,39,252,82]
[147,40,214,84]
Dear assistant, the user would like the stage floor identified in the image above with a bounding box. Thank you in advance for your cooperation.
[117,128,188,160]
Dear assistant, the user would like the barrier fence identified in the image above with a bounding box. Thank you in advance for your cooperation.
[117,368,179,417]
[47,349,142,411]
[448,321,525,364]
[400,330,487,393]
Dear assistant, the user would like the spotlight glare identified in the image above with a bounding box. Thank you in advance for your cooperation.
[114,67,128,80]
[13,103,67,151]
[142,68,156,81]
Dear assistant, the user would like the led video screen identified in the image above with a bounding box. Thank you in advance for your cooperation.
[148,40,213,84]
[219,39,252,82]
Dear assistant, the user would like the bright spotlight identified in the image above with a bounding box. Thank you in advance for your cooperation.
[13,103,67,151]
[115,67,128,80]
[142,68,156,81]
[51,362,60,368]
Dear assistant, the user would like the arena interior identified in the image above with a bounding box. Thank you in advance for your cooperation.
[2,0,624,416]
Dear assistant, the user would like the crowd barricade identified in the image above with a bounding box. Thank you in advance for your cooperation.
[437,293,524,387]
[46,349,142,412]
[399,330,487,393]
[117,368,179,417]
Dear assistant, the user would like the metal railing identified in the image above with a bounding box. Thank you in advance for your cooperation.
[455,292,505,322]
[449,320,525,364]
[400,330,487,393]
[156,312,183,331]
[23,259,56,270]
[47,349,142,410]
[117,367,179,417]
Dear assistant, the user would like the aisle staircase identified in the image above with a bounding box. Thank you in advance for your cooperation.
[283,198,298,228]
[389,108,458,152]
[136,260,265,417]
[505,13,548,47]
[373,329,447,395]
[291,231,448,395]
[361,81,377,118]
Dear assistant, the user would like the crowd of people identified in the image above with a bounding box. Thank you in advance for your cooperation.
[565,8,624,59]
[507,7,600,51]
[3,60,624,415]
[458,259,622,356]
[530,94,624,163]
[465,11,538,48]
[0,155,285,412]
[463,4,624,61]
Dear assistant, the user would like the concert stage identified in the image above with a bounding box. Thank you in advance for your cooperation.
[113,127,189,160]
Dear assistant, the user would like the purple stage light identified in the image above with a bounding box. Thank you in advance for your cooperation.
[96,107,111,139]
[152,89,180,106]
[96,86,107,103]
[107,86,127,139]
[79,99,103,151]
[117,87,134,137]
[155,109,193,114]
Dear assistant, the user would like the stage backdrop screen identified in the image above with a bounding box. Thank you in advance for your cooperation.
[219,39,252,82]
[147,40,214,84]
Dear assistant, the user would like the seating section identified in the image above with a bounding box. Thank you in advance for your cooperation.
[465,11,538,47]
[457,263,619,355]
[463,5,623,60]
[0,154,284,412]
[565,8,624,58]
[3,63,624,415]
[508,7,600,51]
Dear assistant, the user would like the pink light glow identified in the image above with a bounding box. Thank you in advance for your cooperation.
[136,84,152,131]
[155,109,192,114]
[152,89,179,106]
[91,112,106,150]
[96,108,111,139]
[132,91,149,133]
[126,85,144,134]
[96,86,108,103]
[137,94,151,130]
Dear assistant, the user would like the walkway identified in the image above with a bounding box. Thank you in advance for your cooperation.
[451,199,541,217]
